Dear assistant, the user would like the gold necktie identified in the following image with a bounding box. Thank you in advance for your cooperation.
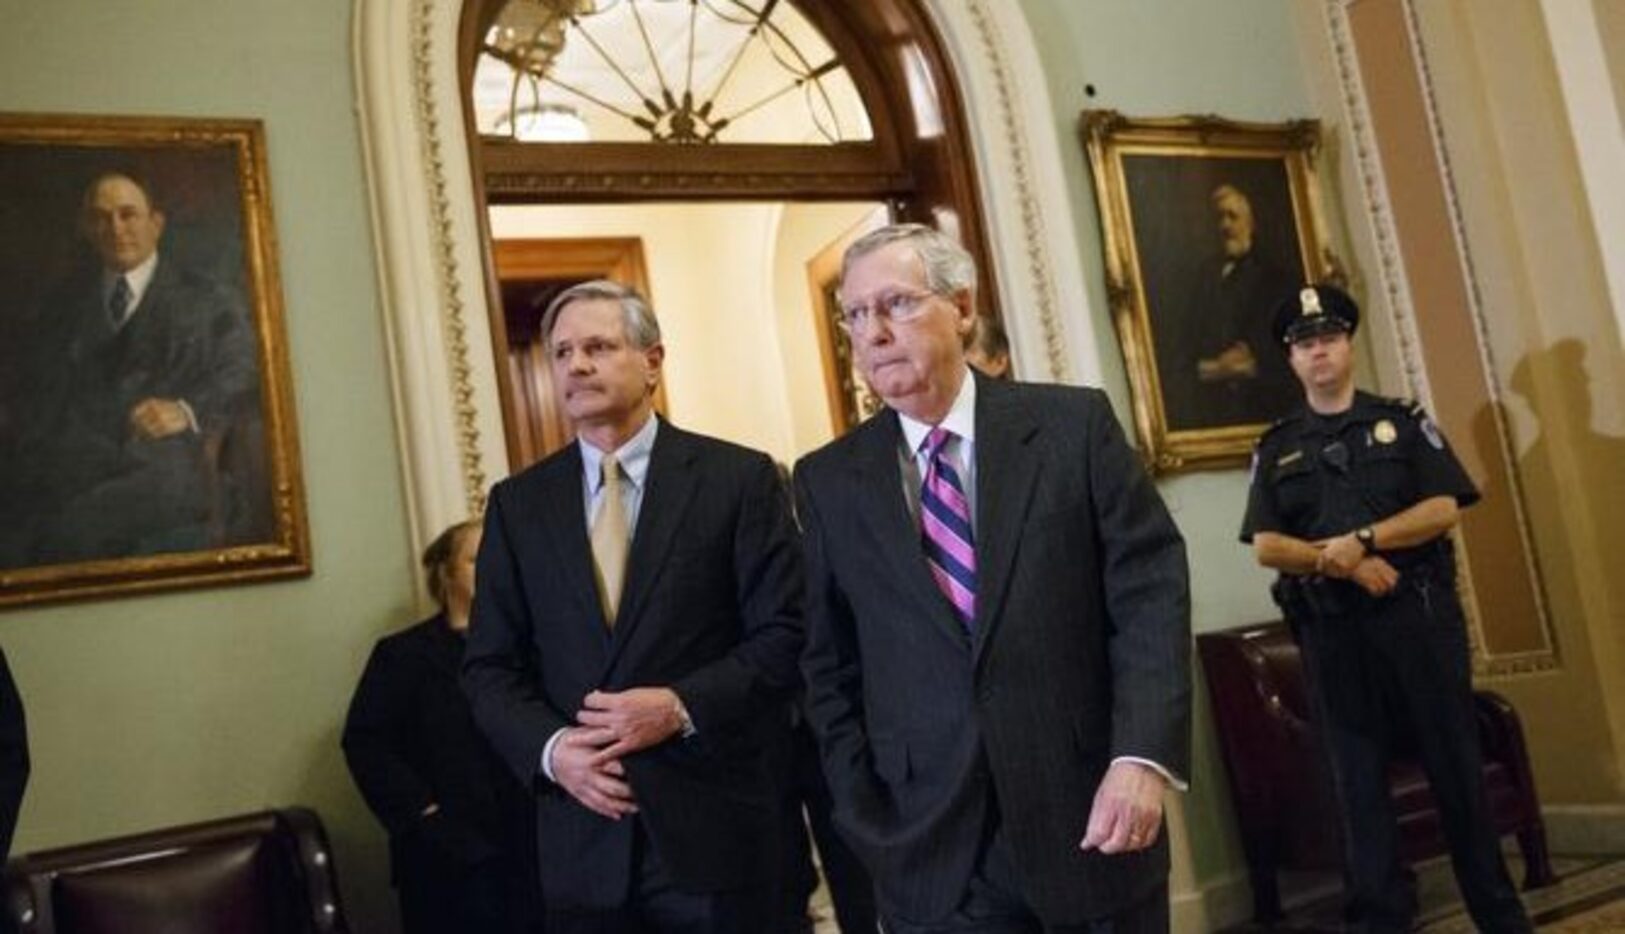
[591,455,629,625]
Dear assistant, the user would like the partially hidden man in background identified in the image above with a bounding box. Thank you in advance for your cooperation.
[795,224,1191,933]
[343,519,539,933]
[1241,285,1532,933]
[463,280,805,933]
[0,170,259,568]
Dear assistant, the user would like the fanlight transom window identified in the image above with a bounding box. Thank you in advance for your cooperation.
[473,0,873,145]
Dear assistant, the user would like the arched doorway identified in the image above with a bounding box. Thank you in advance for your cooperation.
[353,0,1105,544]
[457,0,1005,469]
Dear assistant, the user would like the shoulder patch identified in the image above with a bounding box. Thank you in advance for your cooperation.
[1420,415,1445,449]
[1257,415,1296,443]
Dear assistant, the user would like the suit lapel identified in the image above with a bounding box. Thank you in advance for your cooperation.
[970,376,1040,662]
[603,421,697,669]
[114,258,179,342]
[536,445,610,636]
[851,411,970,650]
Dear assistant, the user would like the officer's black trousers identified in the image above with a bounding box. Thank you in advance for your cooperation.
[1295,583,1531,934]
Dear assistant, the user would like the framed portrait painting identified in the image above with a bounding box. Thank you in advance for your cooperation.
[0,113,309,608]
[1082,111,1341,473]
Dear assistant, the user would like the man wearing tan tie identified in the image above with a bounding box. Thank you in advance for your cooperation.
[463,280,805,934]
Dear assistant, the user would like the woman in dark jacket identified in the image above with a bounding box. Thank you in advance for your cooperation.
[343,520,537,933]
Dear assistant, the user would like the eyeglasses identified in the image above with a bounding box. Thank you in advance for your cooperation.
[836,289,939,332]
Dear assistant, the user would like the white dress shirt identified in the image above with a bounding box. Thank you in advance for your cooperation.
[105,252,159,330]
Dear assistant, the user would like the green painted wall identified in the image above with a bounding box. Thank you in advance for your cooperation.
[1015,0,1318,889]
[0,1,414,929]
[0,0,1324,922]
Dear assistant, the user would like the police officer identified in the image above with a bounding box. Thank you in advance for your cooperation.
[1240,285,1532,933]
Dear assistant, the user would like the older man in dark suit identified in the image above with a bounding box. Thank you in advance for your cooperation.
[795,224,1191,933]
[463,280,804,934]
[2,170,257,567]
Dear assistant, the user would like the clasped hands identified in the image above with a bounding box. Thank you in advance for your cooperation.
[1313,531,1398,597]
[1196,341,1258,382]
[552,687,687,820]
[128,397,191,440]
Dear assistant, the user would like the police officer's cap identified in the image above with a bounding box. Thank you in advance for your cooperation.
[1272,284,1359,347]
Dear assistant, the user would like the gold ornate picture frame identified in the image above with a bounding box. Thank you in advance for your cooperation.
[0,113,309,608]
[1082,111,1339,473]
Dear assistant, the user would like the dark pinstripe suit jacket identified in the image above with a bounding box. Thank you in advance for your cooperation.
[794,374,1191,926]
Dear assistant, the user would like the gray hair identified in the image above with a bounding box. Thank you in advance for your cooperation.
[840,223,978,298]
[540,279,662,350]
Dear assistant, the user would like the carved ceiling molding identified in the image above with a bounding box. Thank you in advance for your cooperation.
[482,169,916,199]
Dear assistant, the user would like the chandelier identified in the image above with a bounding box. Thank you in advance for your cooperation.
[479,0,865,145]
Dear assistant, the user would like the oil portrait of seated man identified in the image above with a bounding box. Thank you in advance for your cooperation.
[0,163,268,572]
[1122,155,1309,434]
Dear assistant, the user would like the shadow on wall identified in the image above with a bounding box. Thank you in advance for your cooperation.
[1470,338,1625,648]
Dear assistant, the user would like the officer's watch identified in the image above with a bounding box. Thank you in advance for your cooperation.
[673,696,697,738]
[1356,526,1377,554]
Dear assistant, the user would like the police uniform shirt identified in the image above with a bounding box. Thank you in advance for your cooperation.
[1240,392,1479,560]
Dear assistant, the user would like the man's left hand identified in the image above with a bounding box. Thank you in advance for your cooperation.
[578,687,686,760]
[129,398,191,440]
[1080,760,1167,854]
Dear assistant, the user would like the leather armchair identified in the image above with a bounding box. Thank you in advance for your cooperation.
[1197,622,1554,922]
[3,808,348,934]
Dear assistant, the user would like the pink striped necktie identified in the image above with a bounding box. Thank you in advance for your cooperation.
[920,427,976,629]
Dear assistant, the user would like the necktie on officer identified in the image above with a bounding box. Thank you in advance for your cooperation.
[591,454,630,626]
[108,275,132,328]
[919,427,976,630]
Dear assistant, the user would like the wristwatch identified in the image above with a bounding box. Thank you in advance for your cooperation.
[673,697,697,738]
[1356,526,1377,554]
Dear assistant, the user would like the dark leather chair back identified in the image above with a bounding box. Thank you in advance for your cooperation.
[3,808,347,934]
[1197,621,1553,922]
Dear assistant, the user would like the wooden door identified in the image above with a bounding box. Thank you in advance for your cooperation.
[490,237,662,468]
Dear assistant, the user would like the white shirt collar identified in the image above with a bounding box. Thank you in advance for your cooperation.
[579,412,660,492]
[107,252,159,321]
[897,368,977,455]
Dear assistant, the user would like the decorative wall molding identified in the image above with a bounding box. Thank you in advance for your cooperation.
[1324,1,1431,404]
[354,0,1107,552]
[408,0,490,517]
[1323,0,1555,675]
[924,0,1109,387]
[953,0,1067,383]
[482,169,916,200]
[355,0,509,566]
